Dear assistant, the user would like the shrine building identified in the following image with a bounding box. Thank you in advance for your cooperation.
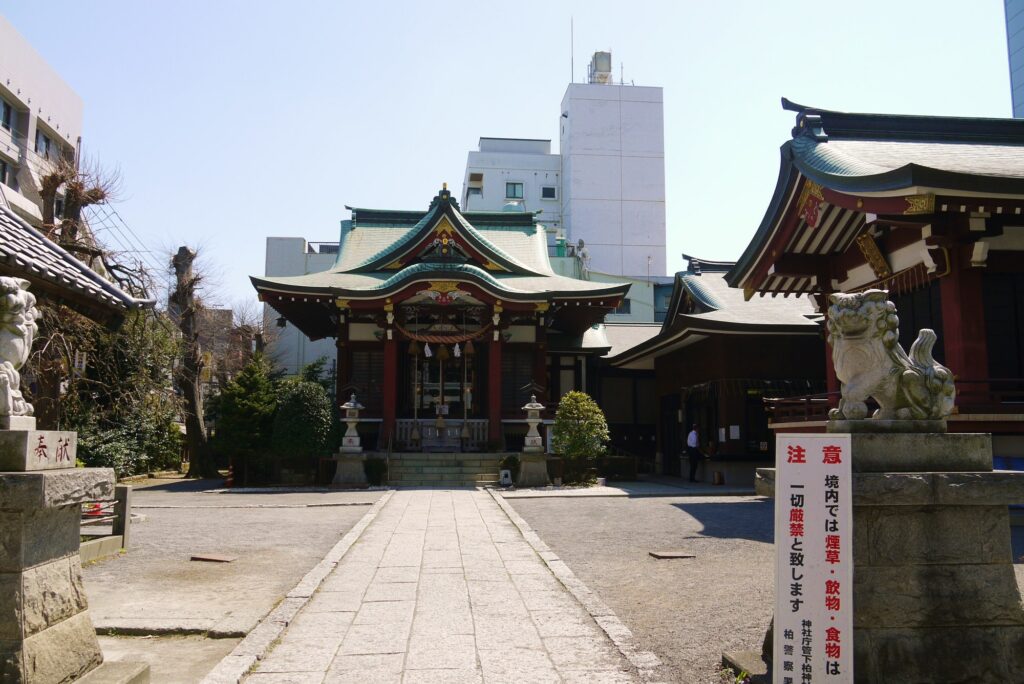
[727,100,1024,459]
[251,185,629,451]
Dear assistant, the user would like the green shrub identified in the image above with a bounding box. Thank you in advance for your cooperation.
[552,391,609,484]
[364,457,387,486]
[212,354,278,484]
[271,380,332,473]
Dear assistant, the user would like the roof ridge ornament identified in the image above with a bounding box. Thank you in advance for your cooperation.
[429,183,461,211]
[793,113,828,142]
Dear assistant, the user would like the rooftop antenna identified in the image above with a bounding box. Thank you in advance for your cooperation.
[570,17,574,83]
[620,62,624,86]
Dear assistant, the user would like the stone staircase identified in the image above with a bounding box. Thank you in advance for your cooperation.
[386,452,511,487]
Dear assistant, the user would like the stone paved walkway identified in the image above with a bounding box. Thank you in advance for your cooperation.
[244,489,637,683]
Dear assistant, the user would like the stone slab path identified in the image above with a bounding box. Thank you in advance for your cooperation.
[244,489,638,683]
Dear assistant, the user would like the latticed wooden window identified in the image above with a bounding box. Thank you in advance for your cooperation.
[349,350,384,411]
[501,348,533,413]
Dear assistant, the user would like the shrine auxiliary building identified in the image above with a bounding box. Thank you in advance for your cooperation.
[727,100,1024,457]
[251,186,628,451]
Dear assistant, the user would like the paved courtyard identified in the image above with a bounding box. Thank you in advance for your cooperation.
[83,477,382,680]
[242,489,638,683]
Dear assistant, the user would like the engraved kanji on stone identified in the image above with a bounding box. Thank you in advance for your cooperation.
[34,435,48,461]
[55,437,71,462]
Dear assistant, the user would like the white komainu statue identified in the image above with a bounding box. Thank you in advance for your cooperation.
[0,277,39,418]
[827,289,955,421]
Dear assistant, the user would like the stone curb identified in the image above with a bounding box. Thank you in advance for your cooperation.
[499,487,755,500]
[199,489,396,684]
[132,502,375,509]
[486,487,663,680]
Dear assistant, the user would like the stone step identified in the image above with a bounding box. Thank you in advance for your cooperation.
[388,466,499,475]
[388,480,498,488]
[388,471,497,482]
[387,460,501,467]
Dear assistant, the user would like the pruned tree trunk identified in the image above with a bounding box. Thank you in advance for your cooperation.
[171,246,216,478]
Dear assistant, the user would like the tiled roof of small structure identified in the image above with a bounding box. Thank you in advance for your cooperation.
[780,97,1024,194]
[608,257,818,366]
[0,205,152,322]
[252,188,627,300]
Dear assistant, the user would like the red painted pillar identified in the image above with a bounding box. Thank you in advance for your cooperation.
[534,320,548,405]
[335,317,349,409]
[488,335,502,448]
[939,245,989,401]
[382,334,397,445]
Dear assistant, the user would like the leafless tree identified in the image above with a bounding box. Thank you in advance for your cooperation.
[170,246,217,478]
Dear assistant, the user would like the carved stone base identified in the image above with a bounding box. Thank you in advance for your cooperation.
[0,429,77,471]
[516,452,549,488]
[331,453,368,486]
[828,419,947,434]
[0,416,36,431]
[0,468,118,683]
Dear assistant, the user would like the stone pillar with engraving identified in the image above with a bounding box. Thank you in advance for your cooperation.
[723,290,1024,683]
[332,394,367,486]
[516,395,550,488]
[0,277,148,682]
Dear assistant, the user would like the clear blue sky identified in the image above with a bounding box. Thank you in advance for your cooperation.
[0,1,1012,309]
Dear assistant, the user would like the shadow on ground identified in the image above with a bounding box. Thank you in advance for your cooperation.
[672,498,774,543]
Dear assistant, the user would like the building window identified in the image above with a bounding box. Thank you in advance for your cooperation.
[505,182,523,199]
[35,130,52,159]
[541,186,557,200]
[467,187,482,196]
[613,299,632,315]
[0,99,12,131]
[0,159,10,188]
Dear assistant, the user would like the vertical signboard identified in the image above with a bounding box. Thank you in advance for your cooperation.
[774,434,853,684]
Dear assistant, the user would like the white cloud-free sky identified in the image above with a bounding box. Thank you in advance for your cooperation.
[0,1,1012,308]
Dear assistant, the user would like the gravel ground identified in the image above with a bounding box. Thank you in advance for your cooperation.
[509,495,775,684]
[511,496,1024,684]
[83,477,382,682]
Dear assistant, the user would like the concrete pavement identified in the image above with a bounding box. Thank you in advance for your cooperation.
[239,489,642,683]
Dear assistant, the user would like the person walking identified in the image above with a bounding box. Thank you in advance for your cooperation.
[687,424,703,482]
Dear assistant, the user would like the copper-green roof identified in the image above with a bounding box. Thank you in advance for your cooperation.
[252,187,628,302]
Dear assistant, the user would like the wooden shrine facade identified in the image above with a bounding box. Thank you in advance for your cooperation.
[727,100,1024,452]
[252,186,629,450]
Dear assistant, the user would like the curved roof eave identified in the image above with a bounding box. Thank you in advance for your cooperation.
[609,312,820,366]
[725,144,800,288]
[250,268,629,303]
[792,155,1024,196]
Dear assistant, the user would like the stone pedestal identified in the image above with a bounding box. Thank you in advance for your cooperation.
[736,432,1024,683]
[516,452,550,488]
[0,467,115,682]
[331,452,368,487]
[516,395,549,488]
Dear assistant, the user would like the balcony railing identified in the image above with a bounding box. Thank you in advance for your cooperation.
[765,378,1024,424]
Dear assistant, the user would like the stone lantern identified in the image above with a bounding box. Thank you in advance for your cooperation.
[516,395,550,487]
[340,394,365,453]
[333,394,367,486]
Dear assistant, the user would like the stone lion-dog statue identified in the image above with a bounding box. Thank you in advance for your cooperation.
[0,276,39,419]
[826,289,955,421]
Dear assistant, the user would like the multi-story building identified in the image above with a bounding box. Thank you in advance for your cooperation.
[0,15,83,226]
[461,137,562,240]
[463,51,667,277]
[262,236,342,375]
[559,53,666,277]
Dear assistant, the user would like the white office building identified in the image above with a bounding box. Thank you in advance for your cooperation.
[263,236,341,375]
[0,15,83,226]
[463,51,667,277]
[461,137,562,241]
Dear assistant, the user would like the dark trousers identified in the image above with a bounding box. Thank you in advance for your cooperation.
[687,446,702,482]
